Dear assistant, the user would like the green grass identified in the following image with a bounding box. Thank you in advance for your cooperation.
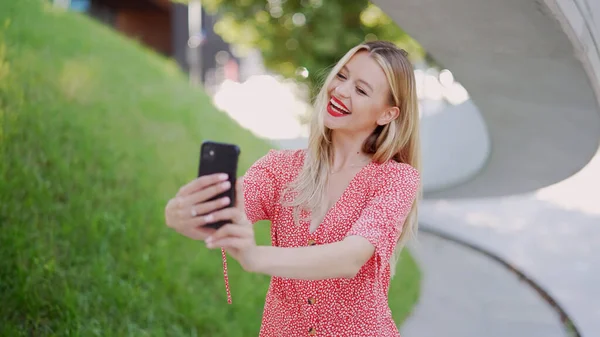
[0,0,420,335]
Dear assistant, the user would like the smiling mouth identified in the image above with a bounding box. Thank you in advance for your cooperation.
[329,97,351,115]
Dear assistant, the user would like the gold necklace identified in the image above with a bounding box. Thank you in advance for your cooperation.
[329,157,371,174]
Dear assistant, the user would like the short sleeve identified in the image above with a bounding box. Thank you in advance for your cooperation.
[346,163,420,271]
[243,150,280,223]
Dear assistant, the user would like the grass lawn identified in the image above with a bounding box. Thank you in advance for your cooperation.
[0,0,420,335]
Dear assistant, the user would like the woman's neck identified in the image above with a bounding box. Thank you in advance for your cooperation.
[330,130,372,171]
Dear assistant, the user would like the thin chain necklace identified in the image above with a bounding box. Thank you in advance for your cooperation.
[329,153,371,174]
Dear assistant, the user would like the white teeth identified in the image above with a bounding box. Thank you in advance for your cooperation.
[331,99,350,113]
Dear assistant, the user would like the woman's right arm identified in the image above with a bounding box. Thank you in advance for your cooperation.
[164,173,232,241]
[165,150,280,240]
[241,150,280,224]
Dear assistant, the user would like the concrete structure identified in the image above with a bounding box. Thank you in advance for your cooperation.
[420,99,490,193]
[373,0,600,198]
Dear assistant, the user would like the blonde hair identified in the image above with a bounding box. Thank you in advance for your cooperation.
[282,40,422,277]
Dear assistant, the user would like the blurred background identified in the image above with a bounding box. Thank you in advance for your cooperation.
[1,0,599,336]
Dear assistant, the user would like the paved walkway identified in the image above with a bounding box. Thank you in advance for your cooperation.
[416,149,600,337]
[399,231,568,337]
[418,192,600,337]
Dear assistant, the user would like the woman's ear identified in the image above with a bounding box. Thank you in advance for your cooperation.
[377,106,400,126]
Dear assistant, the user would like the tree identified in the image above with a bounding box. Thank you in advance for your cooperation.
[178,0,425,97]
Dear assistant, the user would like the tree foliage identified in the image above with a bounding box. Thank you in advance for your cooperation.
[182,0,425,95]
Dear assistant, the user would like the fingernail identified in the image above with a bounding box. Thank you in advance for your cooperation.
[219,173,228,180]
[221,181,231,189]
[204,214,213,222]
[205,236,213,243]
[222,197,230,205]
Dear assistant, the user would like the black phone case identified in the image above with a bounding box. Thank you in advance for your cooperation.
[197,141,240,229]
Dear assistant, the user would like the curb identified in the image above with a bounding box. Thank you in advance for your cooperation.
[417,223,581,337]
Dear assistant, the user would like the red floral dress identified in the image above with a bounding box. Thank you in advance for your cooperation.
[220,149,420,336]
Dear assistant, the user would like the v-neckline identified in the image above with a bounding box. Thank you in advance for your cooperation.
[307,160,375,235]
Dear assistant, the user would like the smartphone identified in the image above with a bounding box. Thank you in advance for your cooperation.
[197,140,240,229]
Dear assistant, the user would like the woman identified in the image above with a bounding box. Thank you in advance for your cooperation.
[165,40,421,336]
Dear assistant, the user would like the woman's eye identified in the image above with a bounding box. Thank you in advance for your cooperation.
[356,87,367,95]
[336,73,346,80]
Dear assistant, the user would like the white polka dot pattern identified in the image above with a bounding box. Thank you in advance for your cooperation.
[220,149,420,337]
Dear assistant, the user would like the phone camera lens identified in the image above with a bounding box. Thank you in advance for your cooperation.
[209,150,215,156]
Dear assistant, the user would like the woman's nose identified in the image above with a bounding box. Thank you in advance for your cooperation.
[335,83,351,98]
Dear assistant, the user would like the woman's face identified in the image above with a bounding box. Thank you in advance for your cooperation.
[324,50,399,134]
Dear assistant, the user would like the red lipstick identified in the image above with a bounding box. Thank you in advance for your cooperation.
[331,96,350,112]
[327,103,346,117]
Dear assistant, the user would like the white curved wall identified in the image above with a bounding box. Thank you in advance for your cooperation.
[421,100,490,192]
[546,0,600,107]
[373,0,600,199]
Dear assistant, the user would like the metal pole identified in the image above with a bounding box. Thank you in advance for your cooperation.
[187,0,203,86]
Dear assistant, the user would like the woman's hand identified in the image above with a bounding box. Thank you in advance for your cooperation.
[164,173,232,241]
[204,179,258,272]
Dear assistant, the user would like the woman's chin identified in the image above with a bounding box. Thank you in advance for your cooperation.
[324,118,342,130]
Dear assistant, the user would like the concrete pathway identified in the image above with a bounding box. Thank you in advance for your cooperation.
[418,193,599,337]
[399,231,568,337]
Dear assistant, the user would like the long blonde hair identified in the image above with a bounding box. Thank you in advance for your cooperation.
[283,40,422,277]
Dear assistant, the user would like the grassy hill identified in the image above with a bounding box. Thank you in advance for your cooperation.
[0,0,420,335]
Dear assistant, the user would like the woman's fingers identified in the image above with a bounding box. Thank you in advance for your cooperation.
[179,180,231,208]
[207,223,253,243]
[206,237,246,250]
[170,215,217,241]
[176,173,229,198]
[178,212,222,230]
[205,206,246,226]
[165,197,186,228]
[190,180,231,206]
[174,225,215,241]
[166,174,236,242]
[182,196,230,218]
[165,175,251,245]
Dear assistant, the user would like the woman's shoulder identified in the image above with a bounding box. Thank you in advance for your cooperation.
[251,148,306,173]
[369,159,420,188]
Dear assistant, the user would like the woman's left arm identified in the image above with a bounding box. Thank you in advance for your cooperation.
[245,237,375,279]
[208,232,374,280]
[204,180,374,279]
[205,163,420,280]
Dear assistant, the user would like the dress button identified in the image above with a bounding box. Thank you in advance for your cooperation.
[308,327,317,335]
[308,297,316,305]
[308,239,316,246]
